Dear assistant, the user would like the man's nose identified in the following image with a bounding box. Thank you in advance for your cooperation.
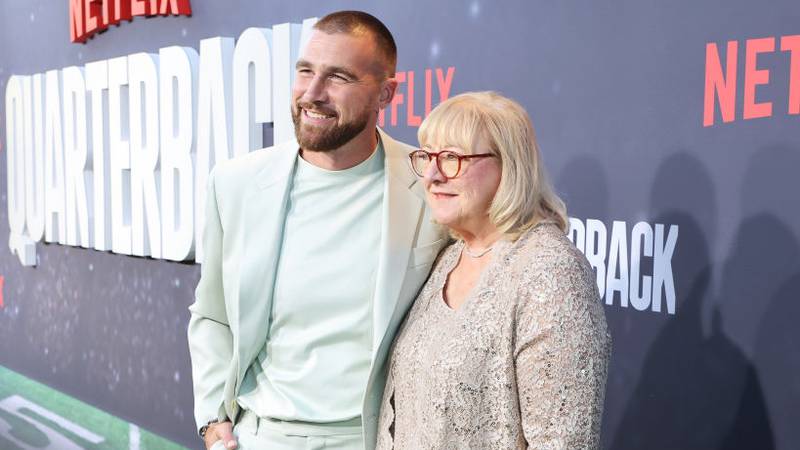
[299,74,329,104]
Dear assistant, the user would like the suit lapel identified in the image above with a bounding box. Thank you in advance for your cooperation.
[372,130,423,354]
[236,140,298,380]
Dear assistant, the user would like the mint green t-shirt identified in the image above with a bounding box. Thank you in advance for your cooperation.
[237,142,385,422]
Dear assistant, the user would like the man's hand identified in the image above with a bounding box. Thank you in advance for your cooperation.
[204,421,238,450]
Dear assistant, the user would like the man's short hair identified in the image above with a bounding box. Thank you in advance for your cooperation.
[314,10,397,77]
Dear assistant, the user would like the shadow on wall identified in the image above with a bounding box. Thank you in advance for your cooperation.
[610,152,777,450]
[555,154,609,221]
[724,145,800,450]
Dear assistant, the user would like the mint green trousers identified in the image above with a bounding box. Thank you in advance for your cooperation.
[210,410,364,450]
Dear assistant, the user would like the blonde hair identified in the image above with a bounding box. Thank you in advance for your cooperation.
[418,91,567,239]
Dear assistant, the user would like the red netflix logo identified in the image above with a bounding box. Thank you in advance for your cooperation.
[380,67,455,128]
[69,0,192,43]
[703,35,800,126]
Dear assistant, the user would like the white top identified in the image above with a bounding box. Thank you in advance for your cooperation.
[237,142,385,423]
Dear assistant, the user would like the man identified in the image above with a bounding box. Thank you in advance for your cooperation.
[187,11,447,450]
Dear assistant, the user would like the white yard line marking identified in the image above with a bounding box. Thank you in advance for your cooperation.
[129,423,141,450]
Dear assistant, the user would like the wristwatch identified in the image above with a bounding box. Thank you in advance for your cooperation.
[199,419,220,438]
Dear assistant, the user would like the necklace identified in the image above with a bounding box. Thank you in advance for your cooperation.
[463,242,495,258]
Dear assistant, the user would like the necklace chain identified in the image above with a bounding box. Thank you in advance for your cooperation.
[463,242,495,258]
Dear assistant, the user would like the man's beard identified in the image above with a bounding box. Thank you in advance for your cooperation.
[292,102,371,152]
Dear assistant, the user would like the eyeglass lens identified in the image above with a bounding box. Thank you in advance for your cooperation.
[411,151,460,178]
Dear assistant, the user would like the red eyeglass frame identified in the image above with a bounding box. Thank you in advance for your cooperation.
[408,149,495,180]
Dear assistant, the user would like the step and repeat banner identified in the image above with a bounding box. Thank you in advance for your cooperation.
[1,1,798,448]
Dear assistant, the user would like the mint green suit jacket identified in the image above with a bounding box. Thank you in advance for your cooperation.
[187,129,448,449]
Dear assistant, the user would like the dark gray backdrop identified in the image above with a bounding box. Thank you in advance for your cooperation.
[1,1,798,448]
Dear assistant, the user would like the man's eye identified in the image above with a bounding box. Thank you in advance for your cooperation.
[330,74,350,82]
[442,153,459,162]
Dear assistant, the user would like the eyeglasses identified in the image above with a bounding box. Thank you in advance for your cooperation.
[408,149,495,179]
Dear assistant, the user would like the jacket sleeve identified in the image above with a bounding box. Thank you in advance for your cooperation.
[187,168,234,430]
[514,252,611,450]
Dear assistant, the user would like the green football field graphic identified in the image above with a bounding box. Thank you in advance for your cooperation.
[0,365,189,450]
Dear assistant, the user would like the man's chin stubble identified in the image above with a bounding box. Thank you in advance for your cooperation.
[293,118,368,152]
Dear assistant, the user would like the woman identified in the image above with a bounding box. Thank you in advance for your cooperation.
[376,91,611,449]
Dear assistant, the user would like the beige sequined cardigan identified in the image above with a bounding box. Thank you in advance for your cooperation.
[376,223,611,450]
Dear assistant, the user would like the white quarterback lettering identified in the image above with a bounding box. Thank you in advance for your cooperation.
[568,218,679,315]
[4,18,317,266]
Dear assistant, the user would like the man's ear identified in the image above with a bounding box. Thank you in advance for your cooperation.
[377,77,399,110]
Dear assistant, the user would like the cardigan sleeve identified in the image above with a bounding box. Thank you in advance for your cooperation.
[513,249,611,450]
[375,360,397,449]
